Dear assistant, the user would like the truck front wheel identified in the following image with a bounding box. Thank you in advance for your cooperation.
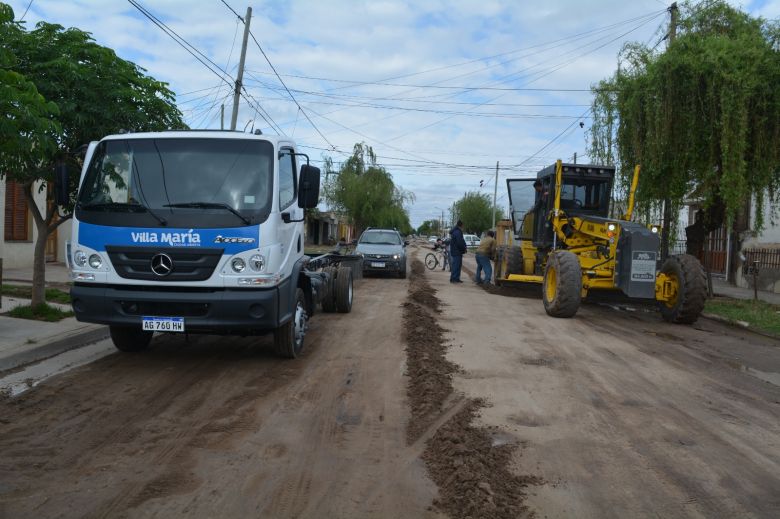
[275,288,307,358]
[109,326,153,352]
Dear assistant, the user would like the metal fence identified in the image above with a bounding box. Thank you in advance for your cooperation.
[742,248,780,275]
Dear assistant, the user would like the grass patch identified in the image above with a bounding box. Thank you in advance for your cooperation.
[8,303,74,322]
[705,297,780,336]
[1,284,70,304]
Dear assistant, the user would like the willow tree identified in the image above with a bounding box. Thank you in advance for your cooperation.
[323,143,414,234]
[588,1,780,255]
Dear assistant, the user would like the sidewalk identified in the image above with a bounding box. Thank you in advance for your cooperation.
[0,262,108,372]
[711,277,780,305]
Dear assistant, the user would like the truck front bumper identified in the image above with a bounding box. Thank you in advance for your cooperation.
[70,281,289,334]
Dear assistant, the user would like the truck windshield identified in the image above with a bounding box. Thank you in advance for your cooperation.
[76,138,274,228]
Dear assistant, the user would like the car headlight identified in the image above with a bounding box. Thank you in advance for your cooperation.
[393,254,400,260]
[74,250,88,267]
[607,223,617,232]
[231,257,246,273]
[249,254,265,272]
[88,254,103,269]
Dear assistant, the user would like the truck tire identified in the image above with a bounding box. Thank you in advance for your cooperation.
[542,250,582,318]
[109,326,153,352]
[321,266,337,313]
[506,245,523,275]
[275,287,307,358]
[335,266,354,313]
[658,254,706,324]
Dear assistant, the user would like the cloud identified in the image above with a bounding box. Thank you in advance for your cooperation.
[8,0,773,227]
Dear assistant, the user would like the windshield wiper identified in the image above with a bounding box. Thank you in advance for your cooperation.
[80,201,168,225]
[164,202,251,225]
[79,201,147,212]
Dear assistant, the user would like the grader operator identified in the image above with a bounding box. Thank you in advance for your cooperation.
[495,160,706,323]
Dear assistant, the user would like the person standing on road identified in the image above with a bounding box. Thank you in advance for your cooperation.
[475,230,496,285]
[449,220,467,283]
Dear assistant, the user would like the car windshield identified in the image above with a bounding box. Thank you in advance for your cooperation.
[360,231,401,245]
[76,138,274,228]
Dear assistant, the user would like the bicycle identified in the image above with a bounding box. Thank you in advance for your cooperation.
[425,249,449,271]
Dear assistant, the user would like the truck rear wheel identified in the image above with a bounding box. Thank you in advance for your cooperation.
[109,326,153,352]
[542,250,582,318]
[321,266,337,313]
[335,266,354,313]
[275,288,307,358]
[658,254,706,324]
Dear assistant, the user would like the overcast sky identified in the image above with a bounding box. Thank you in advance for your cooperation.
[9,0,779,227]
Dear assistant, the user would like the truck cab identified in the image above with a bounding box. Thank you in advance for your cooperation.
[67,130,322,357]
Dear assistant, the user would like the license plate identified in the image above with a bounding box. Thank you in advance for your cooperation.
[370,261,386,268]
[142,316,185,332]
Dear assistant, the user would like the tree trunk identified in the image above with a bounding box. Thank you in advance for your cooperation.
[31,218,48,307]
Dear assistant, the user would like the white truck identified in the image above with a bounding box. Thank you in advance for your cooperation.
[63,130,353,358]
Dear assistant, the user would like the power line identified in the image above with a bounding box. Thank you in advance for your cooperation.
[18,0,33,21]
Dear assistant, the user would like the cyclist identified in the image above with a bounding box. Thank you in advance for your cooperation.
[433,238,450,271]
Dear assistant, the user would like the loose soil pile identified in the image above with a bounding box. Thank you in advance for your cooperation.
[404,254,542,519]
[404,258,456,442]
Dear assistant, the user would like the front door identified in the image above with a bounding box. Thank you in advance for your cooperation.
[278,146,301,271]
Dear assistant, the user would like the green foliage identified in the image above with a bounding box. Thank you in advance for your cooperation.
[9,303,74,322]
[0,1,185,195]
[705,297,780,336]
[324,143,414,233]
[1,284,71,304]
[588,1,780,231]
[417,219,441,236]
[450,191,502,234]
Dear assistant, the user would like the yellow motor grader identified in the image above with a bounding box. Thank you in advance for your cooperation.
[494,160,706,323]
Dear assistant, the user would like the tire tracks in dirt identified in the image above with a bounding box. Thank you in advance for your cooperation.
[403,254,542,519]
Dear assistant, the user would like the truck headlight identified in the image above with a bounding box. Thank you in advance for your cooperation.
[231,258,246,273]
[88,254,103,269]
[249,254,265,272]
[74,250,88,267]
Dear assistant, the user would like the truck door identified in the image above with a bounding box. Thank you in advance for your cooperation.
[278,147,302,273]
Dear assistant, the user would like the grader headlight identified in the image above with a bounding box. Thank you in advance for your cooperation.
[650,225,660,234]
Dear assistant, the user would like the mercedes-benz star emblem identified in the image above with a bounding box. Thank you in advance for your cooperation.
[150,253,173,277]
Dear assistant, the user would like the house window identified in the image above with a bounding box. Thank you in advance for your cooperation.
[4,180,29,241]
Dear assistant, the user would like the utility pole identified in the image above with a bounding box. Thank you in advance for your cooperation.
[230,7,252,131]
[573,152,577,164]
[220,104,225,130]
[660,2,677,260]
[492,161,499,230]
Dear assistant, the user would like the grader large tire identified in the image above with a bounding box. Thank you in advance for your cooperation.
[506,245,523,275]
[658,254,706,324]
[335,266,354,313]
[542,250,582,318]
[321,266,337,313]
[493,245,507,284]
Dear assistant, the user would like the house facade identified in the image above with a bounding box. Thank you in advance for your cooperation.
[1,179,71,270]
[305,211,355,247]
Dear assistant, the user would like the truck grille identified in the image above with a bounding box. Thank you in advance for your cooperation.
[106,246,223,282]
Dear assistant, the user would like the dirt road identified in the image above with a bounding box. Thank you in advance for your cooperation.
[0,273,440,519]
[1,246,779,518]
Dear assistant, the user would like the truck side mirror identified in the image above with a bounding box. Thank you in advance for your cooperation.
[54,163,69,206]
[298,164,320,209]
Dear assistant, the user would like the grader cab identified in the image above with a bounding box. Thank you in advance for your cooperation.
[494,160,706,323]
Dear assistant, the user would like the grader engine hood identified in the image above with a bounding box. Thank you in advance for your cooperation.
[615,222,661,299]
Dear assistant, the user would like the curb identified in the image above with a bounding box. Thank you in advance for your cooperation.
[0,325,110,373]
